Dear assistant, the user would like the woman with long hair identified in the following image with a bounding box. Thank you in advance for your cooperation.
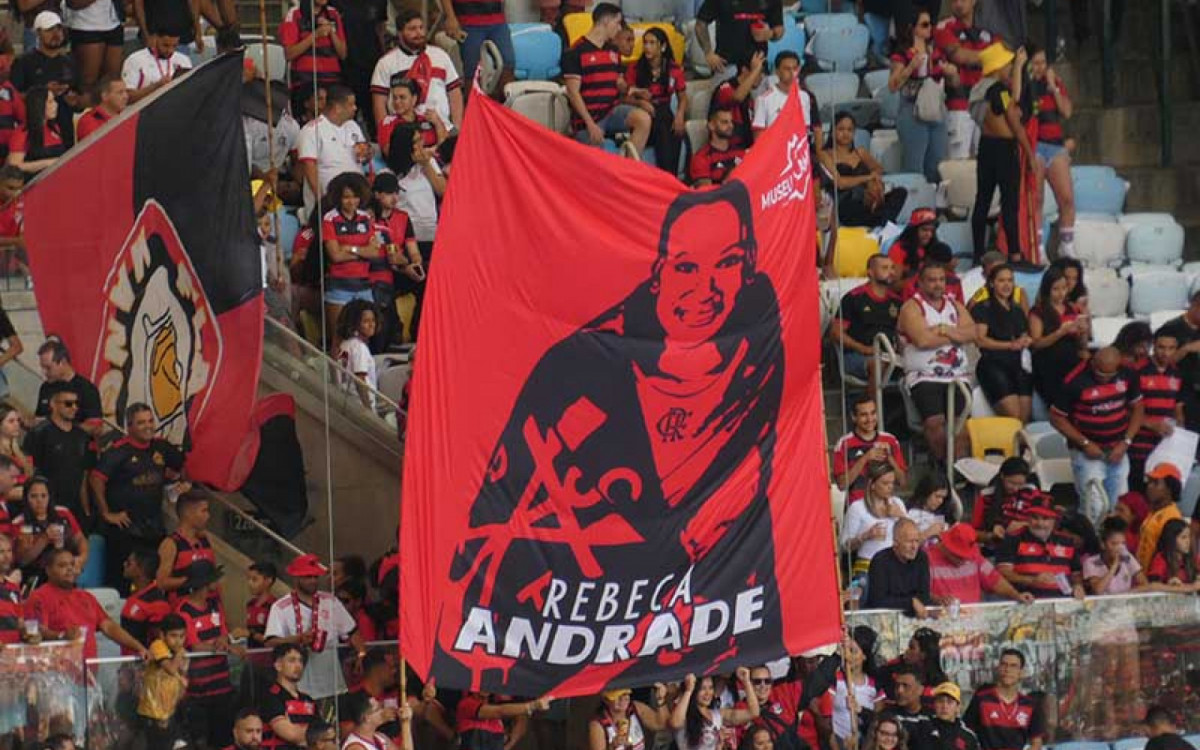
[832,635,881,750]
[1147,518,1200,590]
[889,209,961,300]
[739,726,774,750]
[820,112,907,228]
[973,457,1034,548]
[588,685,670,750]
[1029,265,1089,406]
[336,299,379,411]
[906,472,953,540]
[625,27,689,175]
[317,172,378,349]
[888,9,958,182]
[12,476,88,587]
[1026,44,1076,256]
[670,670,760,750]
[841,463,910,578]
[1049,257,1089,314]
[7,86,65,175]
[0,404,29,478]
[861,716,908,750]
[973,263,1034,421]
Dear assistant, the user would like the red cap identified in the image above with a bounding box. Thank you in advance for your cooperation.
[910,208,938,227]
[286,553,328,578]
[1024,492,1060,519]
[939,523,979,560]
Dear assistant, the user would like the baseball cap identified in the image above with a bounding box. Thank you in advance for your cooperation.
[602,688,632,702]
[932,682,962,703]
[149,638,173,661]
[373,171,401,194]
[1146,463,1182,483]
[910,207,938,227]
[33,11,62,31]
[1024,491,1060,518]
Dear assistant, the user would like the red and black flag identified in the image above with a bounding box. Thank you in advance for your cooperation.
[24,54,264,490]
[402,86,840,697]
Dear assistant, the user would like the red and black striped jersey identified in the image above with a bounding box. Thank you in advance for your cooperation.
[624,61,686,108]
[261,682,317,749]
[246,593,276,646]
[1131,361,1182,462]
[1052,363,1142,447]
[322,208,373,282]
[279,6,346,88]
[168,531,216,600]
[996,528,1081,598]
[831,429,907,504]
[1028,78,1069,145]
[562,38,622,131]
[451,0,504,26]
[689,142,746,186]
[121,582,172,651]
[963,685,1045,750]
[177,597,232,697]
[934,17,999,110]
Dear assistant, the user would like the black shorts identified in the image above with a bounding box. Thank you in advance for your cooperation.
[69,25,124,46]
[978,360,1033,403]
[911,380,968,421]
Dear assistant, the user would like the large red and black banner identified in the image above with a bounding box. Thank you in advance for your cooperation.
[24,55,263,490]
[402,86,840,697]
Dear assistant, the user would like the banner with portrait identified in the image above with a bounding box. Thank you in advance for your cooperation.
[401,85,840,696]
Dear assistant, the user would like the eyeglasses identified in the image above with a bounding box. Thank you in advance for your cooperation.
[751,679,772,686]
[61,400,78,407]
[917,21,931,27]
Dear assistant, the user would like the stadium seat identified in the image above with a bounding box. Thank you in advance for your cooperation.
[78,534,106,589]
[504,81,572,134]
[884,173,935,225]
[862,68,890,96]
[1071,165,1116,182]
[939,159,977,219]
[1092,316,1132,348]
[685,119,708,161]
[1020,423,1073,491]
[1085,269,1129,317]
[277,210,300,261]
[1183,737,1200,750]
[1129,270,1190,317]
[511,26,562,80]
[621,0,678,21]
[768,16,807,60]
[1112,740,1147,750]
[807,72,860,114]
[833,227,879,278]
[1072,166,1128,215]
[1120,212,1176,228]
[245,42,287,83]
[681,20,711,77]
[813,23,870,71]
[88,587,123,622]
[1126,220,1184,267]
[562,12,592,47]
[685,79,715,120]
[970,385,995,417]
[966,416,1022,460]
[800,0,835,13]
[820,276,868,333]
[508,22,551,32]
[1069,217,1127,268]
[804,12,858,36]
[939,221,973,259]
[1012,267,1044,305]
[870,129,903,173]
[1149,309,1185,330]
[625,23,687,65]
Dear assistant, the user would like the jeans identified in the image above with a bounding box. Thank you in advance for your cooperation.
[1070,449,1129,519]
[460,22,515,90]
[863,13,891,59]
[896,99,948,183]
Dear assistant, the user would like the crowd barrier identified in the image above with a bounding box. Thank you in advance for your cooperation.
[6,593,1200,748]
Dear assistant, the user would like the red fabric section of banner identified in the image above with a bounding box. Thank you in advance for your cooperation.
[402,85,839,697]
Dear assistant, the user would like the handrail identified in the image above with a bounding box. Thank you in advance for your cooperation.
[263,316,403,415]
[86,638,401,666]
[946,377,973,520]
[871,332,898,425]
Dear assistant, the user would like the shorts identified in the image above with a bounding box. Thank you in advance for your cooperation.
[323,285,374,306]
[910,380,968,421]
[69,25,124,46]
[574,104,636,143]
[978,360,1033,403]
[1037,141,1068,166]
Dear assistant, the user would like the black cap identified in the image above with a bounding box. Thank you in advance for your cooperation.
[181,559,225,594]
[373,172,401,194]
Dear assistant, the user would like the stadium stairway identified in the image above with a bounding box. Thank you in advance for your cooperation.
[1042,0,1200,256]
[0,288,402,616]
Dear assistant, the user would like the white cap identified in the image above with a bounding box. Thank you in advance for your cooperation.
[33,11,63,31]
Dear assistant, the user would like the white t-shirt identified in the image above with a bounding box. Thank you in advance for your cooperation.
[840,497,908,562]
[264,591,357,699]
[832,676,880,739]
[244,112,300,173]
[752,84,790,131]
[64,0,120,31]
[908,508,946,536]
[674,708,723,750]
[296,114,366,216]
[121,48,193,91]
[338,337,377,410]
[369,44,460,126]
[396,162,441,242]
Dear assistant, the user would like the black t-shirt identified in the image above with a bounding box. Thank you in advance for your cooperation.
[23,420,94,518]
[94,437,184,536]
[971,297,1028,367]
[986,80,1012,117]
[1146,734,1197,750]
[696,0,783,67]
[35,373,102,424]
[838,283,901,348]
[261,682,317,750]
[11,50,75,93]
[331,0,386,74]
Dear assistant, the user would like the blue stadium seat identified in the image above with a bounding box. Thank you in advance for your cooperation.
[870,129,903,173]
[1086,268,1130,317]
[508,22,551,33]
[1072,166,1128,215]
[1129,269,1190,317]
[1052,741,1112,750]
[862,68,899,126]
[277,210,301,261]
[768,16,806,61]
[1183,737,1200,749]
[1013,267,1045,307]
[78,534,106,589]
[1126,220,1184,267]
[806,72,860,114]
[1112,740,1147,750]
[939,221,973,258]
[620,0,678,21]
[800,0,834,13]
[1070,165,1116,182]
[1120,212,1176,227]
[813,23,870,71]
[853,127,870,150]
[883,172,935,225]
[511,26,562,80]
[803,12,858,36]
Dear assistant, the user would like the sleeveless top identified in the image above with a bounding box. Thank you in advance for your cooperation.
[675,708,723,750]
[341,731,388,750]
[597,706,647,750]
[902,292,969,386]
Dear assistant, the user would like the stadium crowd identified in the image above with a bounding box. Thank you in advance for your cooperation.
[0,0,1194,747]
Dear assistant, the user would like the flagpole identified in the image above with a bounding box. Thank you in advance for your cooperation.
[258,0,275,177]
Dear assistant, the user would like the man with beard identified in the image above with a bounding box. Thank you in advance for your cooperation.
[996,493,1086,599]
[370,10,462,132]
[261,644,317,750]
[225,709,265,750]
[432,182,785,694]
[265,553,367,701]
[0,534,24,645]
[832,255,904,398]
[11,13,77,148]
[689,108,746,188]
[24,382,94,526]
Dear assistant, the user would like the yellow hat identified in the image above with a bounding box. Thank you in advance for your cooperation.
[149,639,172,661]
[932,682,962,703]
[251,179,283,212]
[602,688,632,702]
[979,43,1015,77]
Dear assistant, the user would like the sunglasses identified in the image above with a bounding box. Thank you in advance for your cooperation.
[751,679,772,686]
[60,400,78,407]
[917,21,931,27]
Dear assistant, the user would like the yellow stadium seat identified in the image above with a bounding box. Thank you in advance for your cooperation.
[563,13,592,48]
[966,416,1023,460]
[625,22,687,65]
[832,227,879,278]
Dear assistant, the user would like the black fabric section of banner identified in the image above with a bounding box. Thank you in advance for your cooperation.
[240,411,308,538]
[132,53,261,316]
